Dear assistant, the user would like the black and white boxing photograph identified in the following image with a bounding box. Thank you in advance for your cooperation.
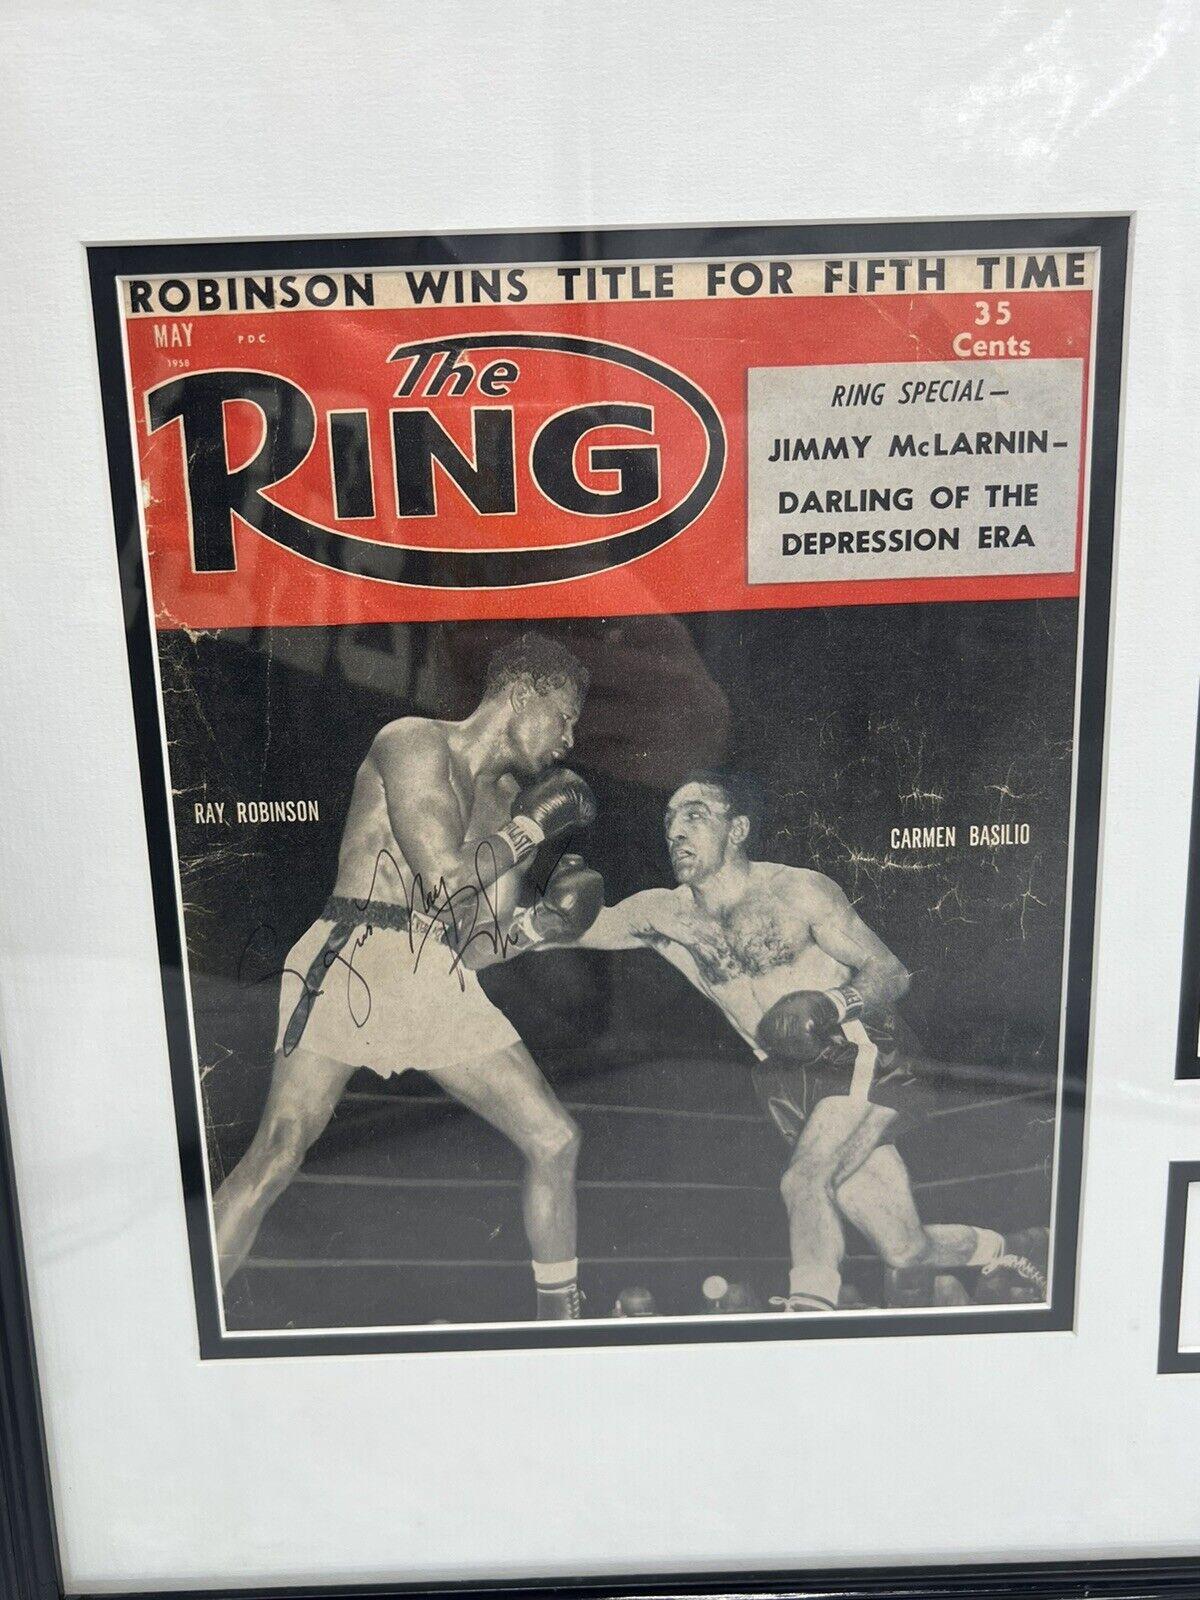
[165,600,1080,1348]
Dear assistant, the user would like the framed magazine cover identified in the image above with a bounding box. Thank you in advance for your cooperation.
[2,2,1198,1595]
[86,216,1121,1360]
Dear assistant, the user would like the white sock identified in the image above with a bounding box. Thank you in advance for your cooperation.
[789,1264,841,1305]
[967,1228,1005,1267]
[533,1258,578,1289]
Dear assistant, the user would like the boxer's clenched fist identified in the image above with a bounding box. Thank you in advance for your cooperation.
[515,767,597,838]
[454,854,604,969]
[510,853,604,949]
[501,768,597,860]
[757,986,864,1063]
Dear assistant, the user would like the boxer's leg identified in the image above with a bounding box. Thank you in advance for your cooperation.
[429,1041,581,1317]
[214,1046,356,1288]
[835,1143,1002,1269]
[778,1096,895,1309]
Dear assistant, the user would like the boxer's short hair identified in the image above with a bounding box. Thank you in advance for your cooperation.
[485,632,590,707]
[681,769,764,849]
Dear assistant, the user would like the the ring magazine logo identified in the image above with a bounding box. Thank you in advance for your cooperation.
[89,218,1128,1356]
[144,332,726,589]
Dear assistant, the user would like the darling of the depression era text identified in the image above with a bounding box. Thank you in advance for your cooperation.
[747,359,1083,586]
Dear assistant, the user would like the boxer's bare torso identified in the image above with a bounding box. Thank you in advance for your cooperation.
[333,718,530,925]
[583,865,856,1051]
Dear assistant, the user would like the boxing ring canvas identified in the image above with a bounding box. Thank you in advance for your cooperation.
[85,218,1127,1357]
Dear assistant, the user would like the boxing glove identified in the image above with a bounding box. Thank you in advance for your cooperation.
[508,853,604,949]
[500,768,597,860]
[757,986,864,1063]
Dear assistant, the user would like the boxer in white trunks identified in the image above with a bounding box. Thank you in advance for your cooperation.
[213,633,602,1319]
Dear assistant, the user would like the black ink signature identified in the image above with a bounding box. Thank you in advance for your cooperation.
[238,920,373,1056]
[238,841,573,1053]
[442,839,576,975]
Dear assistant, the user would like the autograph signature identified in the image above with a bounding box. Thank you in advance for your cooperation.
[238,842,570,1055]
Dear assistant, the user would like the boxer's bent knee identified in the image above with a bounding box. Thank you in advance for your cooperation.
[877,1233,931,1271]
[780,1155,837,1208]
[526,1114,581,1169]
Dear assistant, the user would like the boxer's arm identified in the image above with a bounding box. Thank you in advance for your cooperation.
[374,725,517,896]
[456,854,604,970]
[565,890,677,951]
[804,874,909,1011]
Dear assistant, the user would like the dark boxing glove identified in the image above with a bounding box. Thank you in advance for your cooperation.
[499,768,597,862]
[757,985,864,1063]
[507,853,604,949]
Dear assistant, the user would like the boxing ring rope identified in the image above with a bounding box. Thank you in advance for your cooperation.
[293,1174,780,1193]
[226,1037,1055,1321]
[284,1167,1047,1195]
[246,1255,800,1271]
[342,1086,1050,1121]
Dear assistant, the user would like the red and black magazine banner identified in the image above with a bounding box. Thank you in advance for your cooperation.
[120,243,1096,631]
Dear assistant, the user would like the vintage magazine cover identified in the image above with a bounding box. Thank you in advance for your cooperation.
[89,218,1127,1356]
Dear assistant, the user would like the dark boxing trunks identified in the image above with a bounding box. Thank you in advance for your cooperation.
[751,1010,934,1145]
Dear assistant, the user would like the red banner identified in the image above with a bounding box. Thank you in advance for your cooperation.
[125,286,1094,630]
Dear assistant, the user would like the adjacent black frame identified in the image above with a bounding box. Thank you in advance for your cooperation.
[1175,694,1200,1078]
[9,215,1197,1598]
[1158,1160,1200,1373]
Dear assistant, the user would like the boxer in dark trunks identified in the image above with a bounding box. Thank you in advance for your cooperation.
[564,771,1048,1311]
[213,633,602,1320]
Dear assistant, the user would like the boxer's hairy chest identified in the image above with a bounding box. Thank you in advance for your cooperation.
[642,892,813,986]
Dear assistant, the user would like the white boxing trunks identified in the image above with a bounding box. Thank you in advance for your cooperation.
[274,895,520,1077]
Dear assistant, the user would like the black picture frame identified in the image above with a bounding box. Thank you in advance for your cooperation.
[9,214,1200,1597]
[1176,696,1200,1079]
